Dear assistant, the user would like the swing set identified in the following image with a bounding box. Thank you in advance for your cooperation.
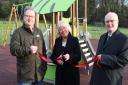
[2,2,32,46]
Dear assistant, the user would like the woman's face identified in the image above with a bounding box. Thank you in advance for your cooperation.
[59,26,69,38]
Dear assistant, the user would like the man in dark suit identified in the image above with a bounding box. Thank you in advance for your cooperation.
[90,12,128,85]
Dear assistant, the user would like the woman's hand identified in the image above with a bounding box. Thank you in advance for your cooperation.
[63,54,70,61]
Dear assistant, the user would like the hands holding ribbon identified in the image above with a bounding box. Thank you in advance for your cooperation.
[56,54,64,65]
[97,54,101,60]
[56,53,70,65]
[30,45,38,54]
[38,51,101,68]
[63,54,70,61]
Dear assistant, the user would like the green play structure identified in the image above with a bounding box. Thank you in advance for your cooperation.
[3,0,90,84]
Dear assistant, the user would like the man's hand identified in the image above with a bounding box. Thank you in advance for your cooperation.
[30,45,38,54]
[97,54,102,60]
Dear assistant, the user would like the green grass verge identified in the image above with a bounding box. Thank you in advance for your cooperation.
[44,64,56,80]
[44,58,85,81]
[87,25,128,39]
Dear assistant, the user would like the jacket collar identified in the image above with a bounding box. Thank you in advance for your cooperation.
[98,29,120,52]
[22,23,37,34]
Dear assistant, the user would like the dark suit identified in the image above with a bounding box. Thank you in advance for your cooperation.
[50,33,81,85]
[90,30,128,85]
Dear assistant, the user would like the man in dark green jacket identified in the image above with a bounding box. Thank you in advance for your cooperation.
[10,6,47,85]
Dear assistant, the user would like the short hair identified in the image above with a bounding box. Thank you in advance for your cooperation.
[23,6,36,16]
[104,12,119,22]
[57,20,72,33]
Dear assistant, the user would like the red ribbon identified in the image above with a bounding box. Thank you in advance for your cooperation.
[37,52,101,68]
[37,52,52,62]
[74,56,101,67]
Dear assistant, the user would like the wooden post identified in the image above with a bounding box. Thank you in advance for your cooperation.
[60,12,62,20]
[42,14,47,29]
[49,25,52,50]
[36,14,39,28]
[3,4,16,46]
[52,13,55,49]
[84,0,87,32]
[14,5,19,28]
[56,12,60,24]
[76,0,78,36]
[71,4,75,36]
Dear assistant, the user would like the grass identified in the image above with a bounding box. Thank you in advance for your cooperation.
[44,65,56,80]
[79,25,128,39]
[0,20,46,45]
[0,20,128,45]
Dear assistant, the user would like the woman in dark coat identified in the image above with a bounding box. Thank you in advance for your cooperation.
[50,20,81,85]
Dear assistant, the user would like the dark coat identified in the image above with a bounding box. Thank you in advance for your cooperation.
[90,30,128,85]
[50,33,81,85]
[10,25,47,83]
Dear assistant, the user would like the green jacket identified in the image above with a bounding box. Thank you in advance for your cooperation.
[10,25,47,83]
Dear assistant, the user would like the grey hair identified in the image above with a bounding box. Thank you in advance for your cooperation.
[23,6,36,16]
[105,12,119,22]
[57,20,72,33]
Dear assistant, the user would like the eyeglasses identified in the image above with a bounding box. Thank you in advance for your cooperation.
[105,20,117,23]
[24,15,35,18]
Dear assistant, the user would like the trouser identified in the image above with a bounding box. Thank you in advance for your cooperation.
[17,80,44,85]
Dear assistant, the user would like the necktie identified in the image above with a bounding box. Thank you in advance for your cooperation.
[103,34,111,45]
[107,35,111,41]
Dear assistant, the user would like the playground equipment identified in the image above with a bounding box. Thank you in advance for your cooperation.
[32,0,80,49]
[79,33,96,75]
[2,0,95,84]
[3,0,88,48]
[2,2,32,46]
[31,0,93,84]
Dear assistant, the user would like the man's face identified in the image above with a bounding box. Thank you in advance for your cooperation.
[105,14,118,33]
[23,10,35,28]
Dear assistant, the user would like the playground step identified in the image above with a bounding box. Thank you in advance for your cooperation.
[79,38,95,74]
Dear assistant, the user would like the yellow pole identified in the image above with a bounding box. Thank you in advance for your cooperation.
[60,12,63,20]
[76,0,78,36]
[42,14,47,29]
[14,5,19,28]
[84,0,87,32]
[36,14,39,28]
[52,13,55,49]
[3,4,15,46]
[71,3,75,36]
